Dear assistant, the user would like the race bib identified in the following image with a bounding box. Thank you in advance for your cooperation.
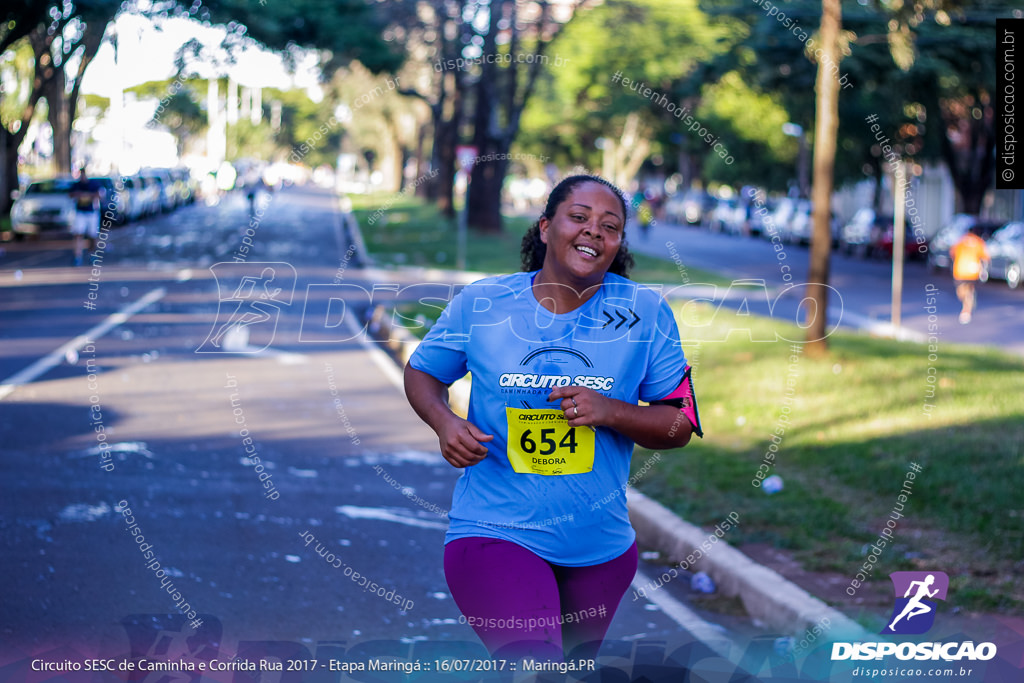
[505,408,595,475]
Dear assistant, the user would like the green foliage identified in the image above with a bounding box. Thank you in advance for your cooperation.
[226,119,278,162]
[151,87,207,155]
[264,86,343,167]
[192,0,404,73]
[0,40,35,128]
[519,0,808,187]
[694,71,797,190]
[704,0,1013,191]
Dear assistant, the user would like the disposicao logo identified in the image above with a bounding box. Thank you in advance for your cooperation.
[831,570,998,662]
[883,571,948,635]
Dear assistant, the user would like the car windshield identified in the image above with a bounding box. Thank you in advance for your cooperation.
[976,222,1006,240]
[993,223,1024,243]
[27,179,75,194]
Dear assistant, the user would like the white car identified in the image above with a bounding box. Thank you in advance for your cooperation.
[11,178,77,238]
[123,175,161,218]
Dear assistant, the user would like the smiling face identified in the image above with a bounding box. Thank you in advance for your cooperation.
[538,182,625,287]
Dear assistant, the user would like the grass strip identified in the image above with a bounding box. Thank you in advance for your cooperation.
[351,193,732,285]
[634,301,1024,614]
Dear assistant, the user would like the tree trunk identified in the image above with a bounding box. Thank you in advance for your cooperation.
[45,70,72,174]
[465,0,506,233]
[939,101,995,215]
[434,109,459,218]
[413,121,429,197]
[611,112,650,188]
[1,129,22,216]
[805,0,842,357]
[463,0,576,233]
[2,26,50,214]
[870,156,883,212]
[467,158,508,233]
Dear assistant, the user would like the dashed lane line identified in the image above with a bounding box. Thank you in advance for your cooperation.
[0,287,167,401]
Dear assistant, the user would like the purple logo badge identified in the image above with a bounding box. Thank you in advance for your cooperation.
[882,571,949,635]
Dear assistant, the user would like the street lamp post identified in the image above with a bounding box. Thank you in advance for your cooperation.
[891,160,907,334]
[782,123,809,199]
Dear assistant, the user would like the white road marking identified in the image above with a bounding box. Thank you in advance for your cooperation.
[631,568,736,660]
[335,505,448,531]
[0,251,65,270]
[343,314,406,389]
[0,287,166,401]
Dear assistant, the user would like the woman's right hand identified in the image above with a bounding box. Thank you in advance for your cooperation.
[436,415,493,468]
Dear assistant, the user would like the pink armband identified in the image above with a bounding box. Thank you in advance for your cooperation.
[656,365,703,438]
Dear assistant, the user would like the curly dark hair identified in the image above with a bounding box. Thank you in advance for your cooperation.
[520,174,635,278]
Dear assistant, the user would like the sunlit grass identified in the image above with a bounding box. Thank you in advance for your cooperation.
[634,302,1024,612]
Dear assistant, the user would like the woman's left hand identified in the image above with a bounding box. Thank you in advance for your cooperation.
[548,386,694,449]
[548,386,614,429]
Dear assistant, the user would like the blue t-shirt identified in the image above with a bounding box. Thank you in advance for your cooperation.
[409,271,690,566]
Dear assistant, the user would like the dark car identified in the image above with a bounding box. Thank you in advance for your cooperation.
[985,221,1024,289]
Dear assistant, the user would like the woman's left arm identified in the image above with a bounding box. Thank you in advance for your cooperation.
[548,387,693,450]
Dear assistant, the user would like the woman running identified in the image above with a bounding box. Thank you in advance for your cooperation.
[404,174,702,662]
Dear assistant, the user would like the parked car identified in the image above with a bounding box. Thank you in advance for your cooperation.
[764,198,798,241]
[840,208,893,258]
[91,176,128,225]
[10,178,77,238]
[135,174,164,216]
[985,221,1024,289]
[744,198,776,237]
[665,190,715,226]
[781,200,808,244]
[139,169,175,213]
[170,168,196,205]
[119,176,147,221]
[708,197,746,234]
[872,223,924,260]
[927,215,1004,272]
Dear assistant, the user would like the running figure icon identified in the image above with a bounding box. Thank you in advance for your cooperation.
[198,262,297,354]
[208,268,283,349]
[887,574,939,631]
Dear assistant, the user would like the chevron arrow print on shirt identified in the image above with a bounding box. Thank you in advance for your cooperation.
[601,309,641,330]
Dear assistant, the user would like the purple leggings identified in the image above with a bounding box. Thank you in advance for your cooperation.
[444,537,638,661]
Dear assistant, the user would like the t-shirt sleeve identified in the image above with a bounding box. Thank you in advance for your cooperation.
[639,296,688,403]
[640,296,704,438]
[408,289,469,385]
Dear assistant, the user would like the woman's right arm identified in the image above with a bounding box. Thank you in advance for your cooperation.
[404,365,493,468]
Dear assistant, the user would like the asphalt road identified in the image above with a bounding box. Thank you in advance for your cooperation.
[1,188,779,683]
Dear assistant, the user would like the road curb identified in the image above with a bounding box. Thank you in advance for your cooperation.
[627,487,870,642]
[338,197,373,268]
[367,305,471,417]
